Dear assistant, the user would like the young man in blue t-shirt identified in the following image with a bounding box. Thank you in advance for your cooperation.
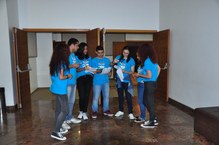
[91,46,113,119]
[62,38,81,130]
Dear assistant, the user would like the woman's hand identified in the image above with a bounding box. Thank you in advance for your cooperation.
[113,59,119,64]
[133,73,140,78]
[71,63,80,68]
[67,74,72,79]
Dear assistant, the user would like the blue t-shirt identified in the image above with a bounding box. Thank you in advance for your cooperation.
[115,55,135,83]
[76,56,92,78]
[137,66,147,83]
[50,65,69,95]
[67,53,77,85]
[91,57,111,85]
[143,58,159,82]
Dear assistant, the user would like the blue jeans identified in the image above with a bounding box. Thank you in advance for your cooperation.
[138,82,146,120]
[66,84,76,120]
[92,83,110,112]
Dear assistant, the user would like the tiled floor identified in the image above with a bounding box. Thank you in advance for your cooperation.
[0,88,214,145]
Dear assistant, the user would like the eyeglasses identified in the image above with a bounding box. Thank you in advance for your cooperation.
[123,52,129,55]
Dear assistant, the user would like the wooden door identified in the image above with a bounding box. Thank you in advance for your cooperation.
[153,29,170,102]
[86,28,100,58]
[53,41,66,50]
[13,28,31,110]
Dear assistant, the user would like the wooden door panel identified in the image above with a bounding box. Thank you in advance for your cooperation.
[87,28,100,58]
[13,28,31,110]
[153,29,170,102]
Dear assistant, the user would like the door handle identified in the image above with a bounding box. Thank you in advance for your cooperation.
[161,62,168,70]
[16,64,32,73]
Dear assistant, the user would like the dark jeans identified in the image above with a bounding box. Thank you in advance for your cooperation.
[77,75,93,113]
[116,82,133,114]
[143,81,157,122]
[54,94,68,132]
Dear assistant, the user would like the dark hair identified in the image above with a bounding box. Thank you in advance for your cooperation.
[137,44,158,67]
[119,46,131,62]
[96,45,104,52]
[49,43,69,75]
[76,42,89,60]
[67,38,79,46]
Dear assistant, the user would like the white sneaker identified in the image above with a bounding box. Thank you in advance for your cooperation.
[114,111,124,117]
[128,113,136,120]
[82,112,88,120]
[60,128,68,134]
[66,118,82,124]
[62,121,71,130]
[78,111,83,119]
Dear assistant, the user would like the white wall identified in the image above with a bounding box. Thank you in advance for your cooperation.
[125,34,153,41]
[0,0,16,106]
[36,33,53,87]
[160,0,219,109]
[62,33,87,43]
[29,58,38,93]
[18,0,159,30]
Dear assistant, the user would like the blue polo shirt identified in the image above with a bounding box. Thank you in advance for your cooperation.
[115,55,135,83]
[76,56,92,78]
[67,53,77,85]
[91,57,111,85]
[50,65,69,95]
[143,58,159,82]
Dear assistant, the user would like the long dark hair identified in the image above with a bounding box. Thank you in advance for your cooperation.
[137,44,158,67]
[119,46,131,62]
[75,42,89,60]
[49,43,69,75]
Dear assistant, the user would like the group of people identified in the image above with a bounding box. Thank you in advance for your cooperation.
[49,38,160,141]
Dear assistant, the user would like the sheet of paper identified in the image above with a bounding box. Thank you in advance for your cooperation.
[85,67,97,74]
[101,67,112,75]
[116,68,124,82]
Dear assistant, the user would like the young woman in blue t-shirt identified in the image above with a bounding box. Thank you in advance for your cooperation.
[75,42,93,120]
[114,46,136,120]
[133,44,160,128]
[49,43,72,141]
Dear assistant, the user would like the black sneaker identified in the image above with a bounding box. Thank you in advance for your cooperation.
[134,117,145,123]
[92,112,98,119]
[140,121,155,128]
[51,132,66,141]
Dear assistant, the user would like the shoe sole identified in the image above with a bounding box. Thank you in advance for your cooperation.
[115,114,124,117]
[134,120,144,123]
[51,135,66,141]
[140,124,155,129]
[71,121,82,124]
[92,116,97,119]
[103,113,114,117]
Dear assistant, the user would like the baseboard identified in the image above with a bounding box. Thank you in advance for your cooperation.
[168,98,194,117]
[6,104,18,113]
